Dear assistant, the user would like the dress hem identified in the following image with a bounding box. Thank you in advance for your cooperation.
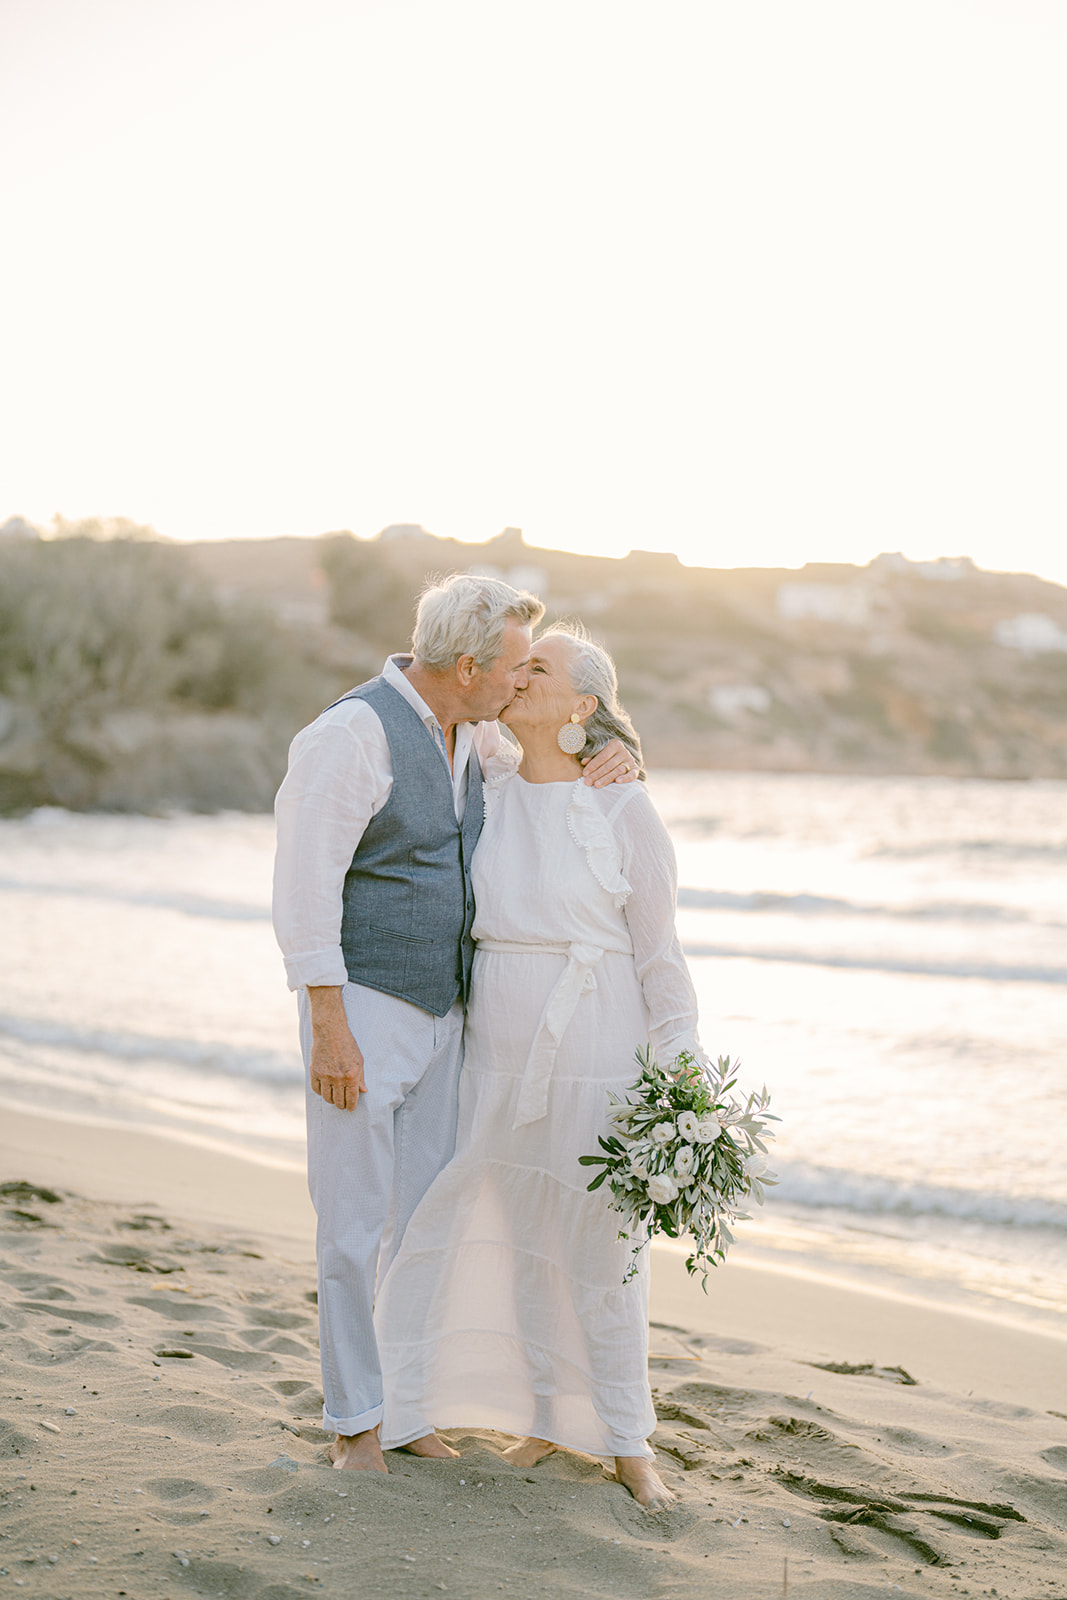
[380,1412,654,1461]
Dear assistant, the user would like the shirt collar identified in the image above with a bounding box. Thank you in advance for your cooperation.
[382,654,438,727]
[382,653,481,737]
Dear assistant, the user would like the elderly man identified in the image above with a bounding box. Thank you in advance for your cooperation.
[273,573,632,1473]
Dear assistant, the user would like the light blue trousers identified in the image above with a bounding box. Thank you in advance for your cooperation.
[300,982,464,1436]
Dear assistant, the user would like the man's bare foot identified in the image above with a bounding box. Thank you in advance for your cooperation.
[614,1456,676,1511]
[501,1436,558,1468]
[329,1428,387,1472]
[399,1432,460,1459]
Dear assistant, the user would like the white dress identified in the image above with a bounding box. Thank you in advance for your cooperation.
[376,758,704,1458]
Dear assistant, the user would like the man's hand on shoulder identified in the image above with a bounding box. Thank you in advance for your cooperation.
[581,737,640,787]
[307,986,366,1111]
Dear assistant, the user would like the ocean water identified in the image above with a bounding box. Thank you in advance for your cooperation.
[1,772,1065,1333]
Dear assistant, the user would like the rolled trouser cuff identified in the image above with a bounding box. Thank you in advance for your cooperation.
[605,1439,656,1461]
[323,1401,383,1437]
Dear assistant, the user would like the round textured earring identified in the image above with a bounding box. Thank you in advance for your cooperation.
[557,712,587,755]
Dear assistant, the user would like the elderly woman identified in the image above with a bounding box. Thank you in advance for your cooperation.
[374,625,704,1508]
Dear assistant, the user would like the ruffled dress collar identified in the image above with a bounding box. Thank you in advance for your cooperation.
[565,780,633,908]
[483,745,634,908]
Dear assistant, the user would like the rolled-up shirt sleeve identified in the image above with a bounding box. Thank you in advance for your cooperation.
[272,705,391,991]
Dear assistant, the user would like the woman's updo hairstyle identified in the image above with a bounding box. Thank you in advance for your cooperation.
[539,621,645,779]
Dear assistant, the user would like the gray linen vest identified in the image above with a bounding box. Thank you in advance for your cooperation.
[330,677,484,1017]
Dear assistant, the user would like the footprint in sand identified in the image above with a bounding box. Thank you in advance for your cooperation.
[128,1294,232,1324]
[160,1333,276,1371]
[271,1383,324,1417]
[685,1333,766,1356]
[0,1419,39,1459]
[17,1282,76,1301]
[18,1302,119,1327]
[1,1269,70,1293]
[237,1459,305,1494]
[808,1359,919,1385]
[0,1181,63,1227]
[849,1420,954,1457]
[116,1212,173,1233]
[653,1398,715,1430]
[967,1397,1035,1420]
[239,1329,313,1358]
[151,1405,239,1443]
[39,1334,118,1361]
[242,1308,313,1331]
[609,1498,697,1538]
[89,1243,184,1275]
[667,1380,751,1414]
[145,1477,218,1503]
[169,1555,306,1599]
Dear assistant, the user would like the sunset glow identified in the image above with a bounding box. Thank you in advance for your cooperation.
[2,0,1065,580]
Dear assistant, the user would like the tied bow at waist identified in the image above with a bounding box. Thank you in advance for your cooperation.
[475,939,629,1128]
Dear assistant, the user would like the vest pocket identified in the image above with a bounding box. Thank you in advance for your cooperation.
[369,924,432,945]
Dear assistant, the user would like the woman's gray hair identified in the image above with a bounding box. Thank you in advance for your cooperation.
[413,573,544,672]
[539,621,645,778]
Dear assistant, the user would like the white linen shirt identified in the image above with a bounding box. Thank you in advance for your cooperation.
[272,654,503,993]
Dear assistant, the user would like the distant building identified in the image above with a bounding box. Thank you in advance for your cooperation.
[777,583,871,625]
[507,564,549,598]
[467,561,549,599]
[993,613,1067,655]
[378,523,432,541]
[709,684,771,717]
[869,552,976,581]
[0,515,40,540]
[275,597,330,629]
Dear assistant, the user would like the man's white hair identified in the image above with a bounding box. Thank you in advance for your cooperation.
[413,573,544,672]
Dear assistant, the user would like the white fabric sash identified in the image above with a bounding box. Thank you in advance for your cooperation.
[476,938,626,1128]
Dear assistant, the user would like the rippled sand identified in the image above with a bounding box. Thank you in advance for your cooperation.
[2,1113,1066,1599]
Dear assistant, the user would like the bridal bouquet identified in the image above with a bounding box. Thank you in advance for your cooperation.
[579,1047,777,1287]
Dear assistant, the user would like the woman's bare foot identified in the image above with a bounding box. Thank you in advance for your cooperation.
[329,1428,388,1472]
[614,1456,676,1511]
[399,1432,460,1459]
[501,1436,558,1468]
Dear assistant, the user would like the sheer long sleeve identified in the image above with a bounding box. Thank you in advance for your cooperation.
[613,786,706,1068]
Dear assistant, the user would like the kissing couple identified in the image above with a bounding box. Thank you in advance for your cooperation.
[273,572,706,1509]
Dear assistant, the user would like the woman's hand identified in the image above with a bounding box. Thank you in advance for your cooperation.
[581,738,639,786]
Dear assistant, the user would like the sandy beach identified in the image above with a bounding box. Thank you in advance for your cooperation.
[2,1108,1066,1600]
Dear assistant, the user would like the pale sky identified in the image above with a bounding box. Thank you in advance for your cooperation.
[2,0,1065,581]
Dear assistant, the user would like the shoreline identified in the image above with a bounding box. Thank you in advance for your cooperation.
[4,1103,1065,1413]
[0,1102,314,1256]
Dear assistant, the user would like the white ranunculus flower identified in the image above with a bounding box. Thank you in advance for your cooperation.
[744,1153,769,1178]
[674,1144,696,1177]
[694,1115,723,1144]
[677,1110,700,1141]
[650,1121,676,1145]
[646,1173,680,1204]
[629,1155,650,1182]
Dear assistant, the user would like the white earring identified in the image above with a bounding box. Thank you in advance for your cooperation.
[557,712,587,755]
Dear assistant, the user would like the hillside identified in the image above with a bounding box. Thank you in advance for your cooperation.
[3,524,1063,813]
[185,528,1067,780]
